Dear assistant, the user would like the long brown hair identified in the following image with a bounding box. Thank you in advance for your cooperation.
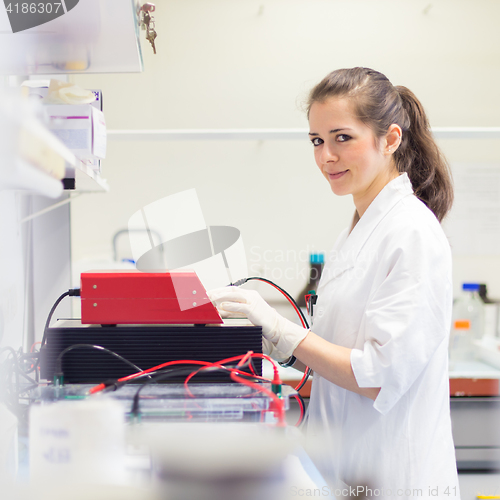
[307,67,453,222]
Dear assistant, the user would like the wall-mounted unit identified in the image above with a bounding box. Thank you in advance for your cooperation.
[0,0,143,75]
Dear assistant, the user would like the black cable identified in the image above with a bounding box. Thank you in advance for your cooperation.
[295,367,312,392]
[181,360,271,387]
[130,366,217,416]
[4,348,38,385]
[129,360,268,416]
[0,346,19,357]
[233,277,310,329]
[292,392,306,427]
[230,277,313,389]
[54,344,148,381]
[18,352,40,376]
[41,291,69,347]
[41,288,81,348]
[96,356,270,397]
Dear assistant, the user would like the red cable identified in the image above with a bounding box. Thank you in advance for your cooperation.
[182,352,278,397]
[89,352,280,395]
[30,341,41,353]
[292,393,305,427]
[183,361,269,393]
[251,279,306,328]
[230,371,286,427]
[88,359,214,394]
[237,351,253,369]
[231,353,285,426]
[88,350,286,426]
[247,278,311,392]
[262,284,311,392]
[295,368,309,392]
[29,341,43,370]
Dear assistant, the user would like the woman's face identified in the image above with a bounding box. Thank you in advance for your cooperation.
[308,97,398,216]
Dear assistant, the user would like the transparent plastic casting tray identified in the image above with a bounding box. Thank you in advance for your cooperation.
[29,383,295,423]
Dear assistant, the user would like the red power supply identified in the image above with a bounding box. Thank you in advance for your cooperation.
[80,270,223,325]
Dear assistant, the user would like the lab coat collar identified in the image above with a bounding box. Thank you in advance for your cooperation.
[323,173,414,280]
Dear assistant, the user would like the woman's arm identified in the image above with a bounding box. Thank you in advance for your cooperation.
[290,359,308,373]
[207,287,380,400]
[294,331,381,401]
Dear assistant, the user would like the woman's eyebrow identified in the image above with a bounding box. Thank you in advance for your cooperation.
[308,128,352,136]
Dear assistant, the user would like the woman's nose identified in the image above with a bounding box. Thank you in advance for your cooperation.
[320,143,338,164]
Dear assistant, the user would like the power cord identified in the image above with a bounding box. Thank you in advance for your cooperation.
[53,344,149,386]
[41,288,81,348]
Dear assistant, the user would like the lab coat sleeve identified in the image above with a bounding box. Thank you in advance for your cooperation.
[350,222,452,415]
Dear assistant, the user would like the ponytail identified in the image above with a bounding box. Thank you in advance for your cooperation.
[394,86,453,222]
[307,68,454,222]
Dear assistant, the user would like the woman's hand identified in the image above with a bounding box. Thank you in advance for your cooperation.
[207,286,309,357]
[262,338,290,363]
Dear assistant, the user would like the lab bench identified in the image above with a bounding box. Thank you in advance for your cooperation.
[8,382,328,500]
[450,360,500,471]
[276,358,500,472]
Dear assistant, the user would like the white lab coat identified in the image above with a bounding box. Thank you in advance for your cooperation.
[307,173,460,499]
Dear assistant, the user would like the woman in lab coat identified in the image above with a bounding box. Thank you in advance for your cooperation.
[209,67,459,499]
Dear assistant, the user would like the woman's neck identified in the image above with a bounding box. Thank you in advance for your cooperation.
[349,211,360,234]
[353,169,400,219]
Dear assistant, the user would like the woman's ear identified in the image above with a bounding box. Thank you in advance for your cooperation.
[384,124,403,155]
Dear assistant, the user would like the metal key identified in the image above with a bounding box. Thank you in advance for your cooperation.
[142,2,155,13]
[146,28,157,54]
[138,3,157,54]
[142,11,150,31]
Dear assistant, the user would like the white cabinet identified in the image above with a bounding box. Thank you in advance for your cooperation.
[0,0,143,75]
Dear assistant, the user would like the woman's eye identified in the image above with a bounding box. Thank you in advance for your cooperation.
[337,134,352,142]
[311,137,323,146]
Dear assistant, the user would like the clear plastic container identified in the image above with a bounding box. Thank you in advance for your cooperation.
[449,283,485,367]
[449,319,474,368]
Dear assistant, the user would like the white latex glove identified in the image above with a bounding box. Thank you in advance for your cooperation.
[262,337,290,363]
[208,287,309,358]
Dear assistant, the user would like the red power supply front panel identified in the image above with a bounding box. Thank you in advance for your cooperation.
[80,270,223,325]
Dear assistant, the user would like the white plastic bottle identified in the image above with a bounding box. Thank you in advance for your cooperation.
[449,283,485,367]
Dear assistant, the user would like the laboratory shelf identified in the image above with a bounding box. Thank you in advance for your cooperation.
[2,158,63,199]
[107,127,500,141]
[1,153,108,196]
[449,348,500,397]
[0,92,108,195]
[70,161,109,193]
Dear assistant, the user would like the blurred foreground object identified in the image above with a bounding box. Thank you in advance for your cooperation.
[29,399,125,485]
[146,423,291,500]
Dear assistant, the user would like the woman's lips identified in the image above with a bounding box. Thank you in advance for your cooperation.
[328,170,348,180]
